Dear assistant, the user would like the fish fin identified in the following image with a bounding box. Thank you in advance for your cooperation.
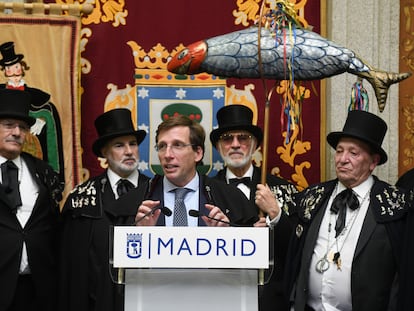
[357,69,411,112]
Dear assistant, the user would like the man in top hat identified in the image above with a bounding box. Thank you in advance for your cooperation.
[0,41,64,183]
[58,108,150,311]
[0,89,63,311]
[280,110,409,311]
[210,104,297,311]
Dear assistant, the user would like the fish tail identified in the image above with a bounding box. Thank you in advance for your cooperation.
[357,69,411,112]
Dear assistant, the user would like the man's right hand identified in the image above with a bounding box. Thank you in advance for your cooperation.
[135,200,161,226]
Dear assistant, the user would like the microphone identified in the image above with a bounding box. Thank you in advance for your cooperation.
[134,206,172,225]
[161,206,172,216]
[144,175,161,200]
[188,209,238,227]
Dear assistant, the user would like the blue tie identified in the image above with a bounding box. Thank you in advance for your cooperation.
[173,188,191,226]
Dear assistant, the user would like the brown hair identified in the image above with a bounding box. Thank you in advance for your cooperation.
[156,114,205,155]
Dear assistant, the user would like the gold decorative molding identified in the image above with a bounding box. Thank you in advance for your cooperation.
[399,2,414,174]
[232,0,309,28]
[56,0,125,25]
[0,1,93,16]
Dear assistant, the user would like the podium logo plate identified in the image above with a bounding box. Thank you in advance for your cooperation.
[113,226,269,268]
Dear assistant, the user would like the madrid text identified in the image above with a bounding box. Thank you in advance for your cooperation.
[150,237,256,257]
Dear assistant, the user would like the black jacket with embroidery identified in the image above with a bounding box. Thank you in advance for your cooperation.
[284,177,409,311]
[58,172,150,311]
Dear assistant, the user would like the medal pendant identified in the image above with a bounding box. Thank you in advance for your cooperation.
[327,251,335,262]
[315,256,330,273]
[333,252,342,270]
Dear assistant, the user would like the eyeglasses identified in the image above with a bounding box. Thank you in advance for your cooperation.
[0,121,30,132]
[219,133,252,145]
[155,142,195,153]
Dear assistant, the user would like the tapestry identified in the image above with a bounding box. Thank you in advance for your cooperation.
[0,15,82,194]
[53,0,322,189]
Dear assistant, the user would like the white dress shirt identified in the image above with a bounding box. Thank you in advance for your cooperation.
[1,155,39,274]
[225,164,254,198]
[163,173,199,227]
[307,176,374,311]
[107,168,139,199]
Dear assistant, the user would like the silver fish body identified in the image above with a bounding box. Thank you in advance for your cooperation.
[199,26,368,80]
[168,26,411,111]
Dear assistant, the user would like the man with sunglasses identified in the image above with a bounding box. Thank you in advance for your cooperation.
[210,104,297,311]
[135,114,257,227]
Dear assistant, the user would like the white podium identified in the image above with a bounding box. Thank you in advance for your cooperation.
[112,226,269,311]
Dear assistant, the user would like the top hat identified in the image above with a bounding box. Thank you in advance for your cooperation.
[0,89,35,126]
[210,105,263,147]
[0,42,24,67]
[92,108,146,157]
[327,110,388,165]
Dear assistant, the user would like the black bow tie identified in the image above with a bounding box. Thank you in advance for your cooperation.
[229,177,251,187]
[330,188,360,237]
[117,179,134,197]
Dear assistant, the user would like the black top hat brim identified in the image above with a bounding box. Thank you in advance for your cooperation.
[92,130,146,157]
[210,124,263,148]
[327,132,388,165]
[0,89,35,126]
[0,54,23,67]
[0,112,35,127]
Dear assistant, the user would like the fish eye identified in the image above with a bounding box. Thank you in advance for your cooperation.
[177,49,188,60]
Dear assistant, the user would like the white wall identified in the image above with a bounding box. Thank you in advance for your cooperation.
[325,0,400,183]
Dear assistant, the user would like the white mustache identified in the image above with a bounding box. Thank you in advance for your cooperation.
[5,138,23,145]
[122,157,136,163]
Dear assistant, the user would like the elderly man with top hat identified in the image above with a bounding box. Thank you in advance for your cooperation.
[58,108,150,311]
[0,41,65,183]
[279,110,409,311]
[210,104,297,311]
[0,89,63,311]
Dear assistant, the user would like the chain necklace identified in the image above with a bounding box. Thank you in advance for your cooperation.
[315,187,370,274]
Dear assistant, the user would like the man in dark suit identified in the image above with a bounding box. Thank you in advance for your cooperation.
[210,104,297,311]
[59,108,150,311]
[135,114,258,227]
[0,89,63,311]
[282,110,408,311]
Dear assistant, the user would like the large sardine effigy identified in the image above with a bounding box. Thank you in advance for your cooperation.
[167,26,410,112]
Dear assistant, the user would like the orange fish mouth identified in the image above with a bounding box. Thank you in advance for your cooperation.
[167,40,207,75]
[167,54,192,74]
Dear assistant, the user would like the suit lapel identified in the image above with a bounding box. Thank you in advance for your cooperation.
[354,206,376,259]
[250,167,261,201]
[19,154,48,228]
